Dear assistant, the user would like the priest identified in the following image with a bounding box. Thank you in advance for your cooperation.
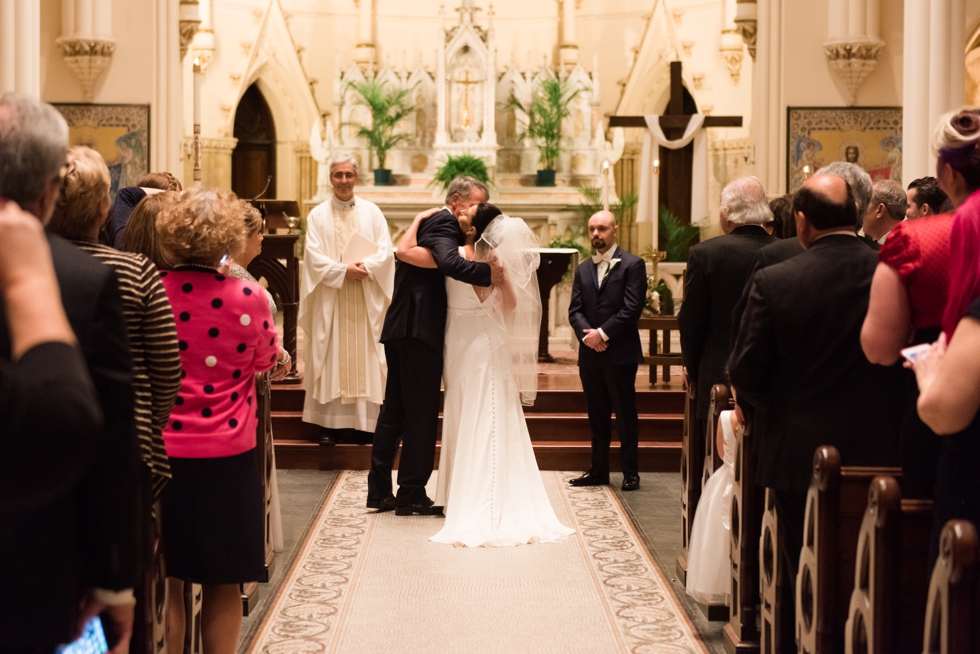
[299,154,395,445]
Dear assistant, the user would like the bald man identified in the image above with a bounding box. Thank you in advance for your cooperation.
[728,174,904,619]
[568,211,648,491]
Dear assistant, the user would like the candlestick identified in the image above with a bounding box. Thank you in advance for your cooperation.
[193,57,202,187]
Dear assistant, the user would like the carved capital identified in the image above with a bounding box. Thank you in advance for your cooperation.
[179,0,202,60]
[734,0,757,60]
[56,37,117,102]
[823,38,885,105]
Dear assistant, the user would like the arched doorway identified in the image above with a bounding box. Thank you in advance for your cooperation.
[232,84,277,199]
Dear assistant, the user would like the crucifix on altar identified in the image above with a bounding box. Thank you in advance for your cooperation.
[609,61,743,252]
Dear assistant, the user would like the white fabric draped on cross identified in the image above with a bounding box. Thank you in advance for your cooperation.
[636,114,708,250]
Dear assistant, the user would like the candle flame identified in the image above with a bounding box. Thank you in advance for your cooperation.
[194,57,201,67]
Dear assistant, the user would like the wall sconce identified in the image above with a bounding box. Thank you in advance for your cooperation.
[653,158,660,175]
[802,164,812,180]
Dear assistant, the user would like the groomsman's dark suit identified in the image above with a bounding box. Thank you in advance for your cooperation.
[0,235,138,650]
[369,209,491,509]
[677,224,775,422]
[729,233,904,581]
[568,246,647,481]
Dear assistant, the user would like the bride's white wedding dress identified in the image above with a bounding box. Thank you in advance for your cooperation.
[431,263,574,547]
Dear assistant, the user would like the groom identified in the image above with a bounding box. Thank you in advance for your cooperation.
[568,211,647,491]
[368,176,498,515]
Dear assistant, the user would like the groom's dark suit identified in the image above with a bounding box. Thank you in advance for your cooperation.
[369,209,492,506]
[568,245,647,476]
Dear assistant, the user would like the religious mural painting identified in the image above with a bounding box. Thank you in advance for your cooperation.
[786,107,903,192]
[54,104,150,202]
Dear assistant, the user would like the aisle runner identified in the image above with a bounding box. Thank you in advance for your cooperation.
[248,471,706,654]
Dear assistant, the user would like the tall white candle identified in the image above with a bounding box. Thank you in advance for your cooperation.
[193,57,201,127]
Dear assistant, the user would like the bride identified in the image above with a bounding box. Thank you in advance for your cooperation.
[396,203,574,548]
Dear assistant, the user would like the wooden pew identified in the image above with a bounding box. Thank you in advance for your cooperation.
[922,520,980,654]
[132,490,167,654]
[697,384,733,622]
[725,407,764,653]
[760,487,793,654]
[795,447,901,654]
[678,384,699,583]
[844,476,932,654]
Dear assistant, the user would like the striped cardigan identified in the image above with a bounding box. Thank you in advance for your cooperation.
[75,242,182,497]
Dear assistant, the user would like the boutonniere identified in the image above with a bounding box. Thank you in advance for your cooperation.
[608,258,621,272]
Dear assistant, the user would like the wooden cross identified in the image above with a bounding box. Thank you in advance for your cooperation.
[609,61,743,130]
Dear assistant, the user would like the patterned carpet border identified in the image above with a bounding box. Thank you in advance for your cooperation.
[248,471,707,653]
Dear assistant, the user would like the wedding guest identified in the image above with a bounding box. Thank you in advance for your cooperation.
[679,176,775,439]
[156,187,280,652]
[862,107,980,498]
[822,161,876,247]
[910,309,980,566]
[767,194,793,239]
[906,176,951,219]
[863,180,907,244]
[729,174,904,606]
[103,173,181,249]
[49,145,182,500]
[299,155,394,446]
[568,211,647,491]
[0,93,138,654]
[136,172,182,193]
[122,191,178,269]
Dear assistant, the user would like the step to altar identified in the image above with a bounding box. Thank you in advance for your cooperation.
[271,373,685,472]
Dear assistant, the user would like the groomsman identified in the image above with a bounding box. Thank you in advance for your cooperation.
[568,211,648,491]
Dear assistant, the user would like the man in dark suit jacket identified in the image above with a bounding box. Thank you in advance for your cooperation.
[0,94,139,653]
[729,174,904,583]
[368,176,496,514]
[730,234,805,347]
[568,211,648,491]
[678,176,776,426]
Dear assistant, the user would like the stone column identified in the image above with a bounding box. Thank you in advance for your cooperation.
[484,13,497,150]
[750,0,782,193]
[0,0,40,98]
[355,0,376,72]
[58,0,117,101]
[558,0,578,71]
[435,7,448,147]
[720,0,745,83]
[902,0,965,184]
[823,0,884,105]
[154,0,183,175]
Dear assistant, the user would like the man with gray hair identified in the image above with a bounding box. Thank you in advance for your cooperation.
[863,179,907,244]
[0,94,138,651]
[821,161,873,231]
[368,175,499,515]
[300,154,395,446]
[678,176,776,428]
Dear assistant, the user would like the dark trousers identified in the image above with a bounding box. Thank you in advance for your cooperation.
[773,488,808,653]
[579,361,639,476]
[368,337,443,504]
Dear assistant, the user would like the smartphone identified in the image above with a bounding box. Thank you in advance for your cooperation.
[900,343,932,365]
[56,616,109,654]
[219,254,230,267]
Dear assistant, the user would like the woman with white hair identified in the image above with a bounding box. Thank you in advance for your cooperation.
[298,154,395,445]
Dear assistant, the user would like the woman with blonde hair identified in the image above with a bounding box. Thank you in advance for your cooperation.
[48,145,182,500]
[157,187,280,653]
[122,191,178,269]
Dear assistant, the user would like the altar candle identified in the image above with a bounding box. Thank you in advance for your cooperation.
[193,57,202,127]
[601,160,611,212]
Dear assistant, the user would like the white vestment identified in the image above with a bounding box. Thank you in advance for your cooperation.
[299,195,394,431]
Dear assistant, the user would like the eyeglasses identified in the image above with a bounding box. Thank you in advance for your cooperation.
[331,172,356,180]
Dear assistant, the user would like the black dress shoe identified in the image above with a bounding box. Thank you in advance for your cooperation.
[366,494,395,511]
[318,428,337,446]
[395,496,445,516]
[621,474,641,491]
[569,471,610,487]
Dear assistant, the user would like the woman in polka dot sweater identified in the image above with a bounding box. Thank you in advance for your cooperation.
[156,188,280,652]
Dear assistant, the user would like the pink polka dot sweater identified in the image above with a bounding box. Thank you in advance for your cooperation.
[161,269,279,459]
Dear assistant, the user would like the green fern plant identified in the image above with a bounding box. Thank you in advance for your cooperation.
[576,184,639,233]
[428,154,493,192]
[503,76,583,171]
[346,79,416,170]
[657,207,700,262]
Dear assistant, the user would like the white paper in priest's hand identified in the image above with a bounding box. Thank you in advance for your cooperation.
[342,231,379,263]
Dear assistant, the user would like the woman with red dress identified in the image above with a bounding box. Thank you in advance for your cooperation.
[861,107,980,499]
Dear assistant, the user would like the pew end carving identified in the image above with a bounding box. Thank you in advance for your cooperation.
[678,384,699,583]
[796,446,902,654]
[760,487,791,654]
[923,520,980,654]
[844,476,932,654]
[725,406,762,654]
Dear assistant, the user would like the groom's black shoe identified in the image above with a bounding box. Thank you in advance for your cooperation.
[395,495,444,516]
[569,471,610,487]
[366,494,396,512]
[621,474,641,491]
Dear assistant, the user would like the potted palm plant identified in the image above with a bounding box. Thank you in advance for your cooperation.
[504,76,583,187]
[429,154,493,193]
[347,79,416,186]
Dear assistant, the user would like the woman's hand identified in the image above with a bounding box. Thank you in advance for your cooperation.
[414,207,440,222]
[907,333,947,395]
[270,348,292,381]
